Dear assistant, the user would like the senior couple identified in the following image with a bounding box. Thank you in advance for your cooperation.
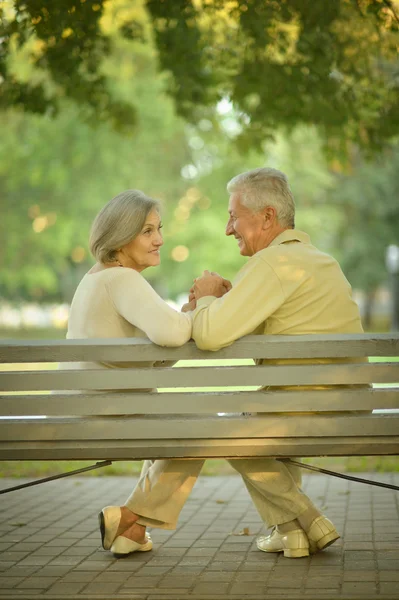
[66,167,364,559]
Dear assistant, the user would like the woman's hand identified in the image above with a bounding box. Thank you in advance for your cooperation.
[193,270,232,300]
[181,298,196,312]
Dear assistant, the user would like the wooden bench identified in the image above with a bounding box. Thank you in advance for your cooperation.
[0,333,398,462]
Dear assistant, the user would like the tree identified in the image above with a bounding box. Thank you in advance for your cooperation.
[0,26,193,301]
[326,143,399,326]
[1,0,398,155]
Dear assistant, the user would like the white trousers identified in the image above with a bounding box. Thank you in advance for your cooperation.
[124,458,317,530]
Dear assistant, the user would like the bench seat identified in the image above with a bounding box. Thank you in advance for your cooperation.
[1,333,398,461]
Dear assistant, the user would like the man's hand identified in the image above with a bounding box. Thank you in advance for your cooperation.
[193,270,232,300]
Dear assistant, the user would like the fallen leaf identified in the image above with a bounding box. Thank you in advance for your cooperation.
[215,499,226,504]
[230,527,251,536]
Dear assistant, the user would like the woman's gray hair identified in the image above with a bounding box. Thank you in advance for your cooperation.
[227,167,295,227]
[89,190,160,263]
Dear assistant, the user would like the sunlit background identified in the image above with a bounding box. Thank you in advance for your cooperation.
[1,0,398,337]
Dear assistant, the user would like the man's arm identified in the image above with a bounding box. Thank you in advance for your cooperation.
[191,256,285,351]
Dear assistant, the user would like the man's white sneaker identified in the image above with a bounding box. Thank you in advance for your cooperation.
[257,527,309,558]
[307,515,340,553]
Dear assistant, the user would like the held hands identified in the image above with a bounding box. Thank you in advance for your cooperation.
[191,270,232,301]
[181,270,232,312]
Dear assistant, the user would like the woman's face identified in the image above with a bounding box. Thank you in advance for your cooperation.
[118,209,163,272]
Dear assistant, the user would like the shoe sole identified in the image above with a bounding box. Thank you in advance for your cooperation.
[283,548,309,558]
[310,532,340,554]
[257,544,309,559]
[98,510,118,551]
[112,538,153,559]
[98,512,107,550]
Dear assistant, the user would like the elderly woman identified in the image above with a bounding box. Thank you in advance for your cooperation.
[63,189,194,557]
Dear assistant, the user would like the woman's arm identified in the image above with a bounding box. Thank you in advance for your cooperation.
[106,268,192,347]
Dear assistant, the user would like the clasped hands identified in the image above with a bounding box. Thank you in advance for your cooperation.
[181,270,232,312]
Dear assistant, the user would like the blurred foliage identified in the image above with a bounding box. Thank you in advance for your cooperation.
[329,144,399,294]
[1,0,399,306]
[0,23,193,301]
[0,0,398,156]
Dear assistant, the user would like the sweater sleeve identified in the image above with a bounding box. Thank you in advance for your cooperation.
[191,255,285,351]
[106,269,192,347]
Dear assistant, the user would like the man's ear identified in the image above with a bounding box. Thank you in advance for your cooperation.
[262,206,277,229]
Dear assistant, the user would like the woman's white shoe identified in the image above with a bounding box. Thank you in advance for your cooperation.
[98,506,122,550]
[111,534,153,557]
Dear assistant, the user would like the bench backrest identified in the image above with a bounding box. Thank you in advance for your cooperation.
[1,333,398,460]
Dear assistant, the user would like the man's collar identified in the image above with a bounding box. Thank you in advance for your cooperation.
[268,229,310,247]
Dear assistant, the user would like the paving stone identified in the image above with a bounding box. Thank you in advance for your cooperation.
[60,571,98,582]
[267,577,304,589]
[73,560,112,570]
[341,582,377,594]
[380,582,399,595]
[377,559,399,570]
[343,559,376,570]
[4,566,39,577]
[0,577,25,588]
[206,561,241,571]
[17,556,52,566]
[158,575,197,588]
[169,566,204,575]
[197,572,235,582]
[305,578,340,589]
[83,581,122,593]
[1,474,398,599]
[239,560,275,570]
[192,582,230,594]
[145,557,181,567]
[136,566,172,576]
[380,571,399,581]
[45,581,86,594]
[107,561,144,571]
[343,570,377,581]
[184,548,218,557]
[123,575,163,587]
[17,576,58,589]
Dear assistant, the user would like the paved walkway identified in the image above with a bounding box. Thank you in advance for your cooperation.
[0,472,398,600]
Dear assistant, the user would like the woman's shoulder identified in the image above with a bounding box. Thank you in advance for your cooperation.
[85,267,142,282]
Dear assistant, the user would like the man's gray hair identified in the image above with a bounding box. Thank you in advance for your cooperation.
[227,167,295,227]
[89,190,160,264]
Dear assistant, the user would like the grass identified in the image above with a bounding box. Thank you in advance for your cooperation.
[1,326,398,478]
[1,456,399,480]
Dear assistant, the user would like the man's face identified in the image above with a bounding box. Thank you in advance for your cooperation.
[225,193,267,256]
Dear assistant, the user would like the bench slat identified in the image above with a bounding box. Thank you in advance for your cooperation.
[2,362,398,391]
[1,333,398,363]
[1,388,398,416]
[1,437,397,460]
[1,414,398,441]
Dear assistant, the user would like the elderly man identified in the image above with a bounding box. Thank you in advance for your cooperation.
[102,167,364,559]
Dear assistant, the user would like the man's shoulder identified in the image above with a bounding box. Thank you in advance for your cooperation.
[254,244,293,263]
